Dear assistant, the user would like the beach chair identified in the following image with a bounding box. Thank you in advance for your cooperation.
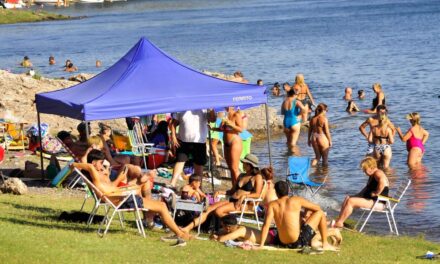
[355,179,411,236]
[74,168,147,237]
[285,156,326,196]
[125,123,154,170]
[4,122,28,152]
[173,197,206,236]
[230,180,267,229]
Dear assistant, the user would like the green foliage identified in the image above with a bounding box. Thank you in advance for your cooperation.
[0,9,69,25]
[0,193,438,264]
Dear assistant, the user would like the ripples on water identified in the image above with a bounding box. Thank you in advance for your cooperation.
[0,0,439,240]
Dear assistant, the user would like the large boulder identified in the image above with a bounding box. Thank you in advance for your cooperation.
[0,177,28,195]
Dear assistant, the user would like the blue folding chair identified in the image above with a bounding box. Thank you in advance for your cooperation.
[285,156,326,196]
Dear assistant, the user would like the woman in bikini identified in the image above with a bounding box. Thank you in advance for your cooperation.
[181,154,264,233]
[369,115,394,169]
[220,106,244,186]
[364,83,386,114]
[293,73,316,123]
[396,113,429,168]
[332,156,389,228]
[282,89,306,154]
[308,103,332,167]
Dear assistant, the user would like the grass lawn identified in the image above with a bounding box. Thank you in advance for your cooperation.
[0,191,438,264]
[0,9,70,25]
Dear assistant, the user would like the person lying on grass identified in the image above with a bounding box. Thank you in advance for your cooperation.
[71,149,192,241]
[211,214,342,249]
[255,181,337,251]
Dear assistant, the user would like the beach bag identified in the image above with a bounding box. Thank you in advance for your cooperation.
[42,135,64,154]
[26,123,49,138]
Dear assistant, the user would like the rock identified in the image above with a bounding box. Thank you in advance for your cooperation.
[0,177,28,195]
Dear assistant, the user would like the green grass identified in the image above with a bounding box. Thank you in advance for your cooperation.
[0,9,70,25]
[0,192,438,264]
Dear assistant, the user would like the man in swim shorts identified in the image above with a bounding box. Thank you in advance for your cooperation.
[359,105,395,155]
[256,181,336,250]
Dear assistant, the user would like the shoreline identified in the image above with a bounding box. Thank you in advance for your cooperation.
[0,9,75,25]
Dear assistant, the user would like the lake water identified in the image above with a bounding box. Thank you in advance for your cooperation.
[0,0,439,241]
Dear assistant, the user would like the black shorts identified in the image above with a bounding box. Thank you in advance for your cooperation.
[176,140,207,166]
[273,224,316,249]
[119,195,144,209]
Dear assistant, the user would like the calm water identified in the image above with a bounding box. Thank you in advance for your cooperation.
[1,0,439,241]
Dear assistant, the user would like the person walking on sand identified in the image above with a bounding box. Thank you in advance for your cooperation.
[293,73,316,123]
[282,89,306,154]
[308,103,332,166]
[369,115,394,169]
[396,112,429,168]
[255,181,336,251]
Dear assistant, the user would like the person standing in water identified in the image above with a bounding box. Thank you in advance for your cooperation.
[364,83,386,114]
[308,103,332,166]
[369,115,394,169]
[396,113,429,168]
[293,73,316,123]
[282,89,306,154]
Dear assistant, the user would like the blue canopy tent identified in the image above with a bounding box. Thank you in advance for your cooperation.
[35,37,272,184]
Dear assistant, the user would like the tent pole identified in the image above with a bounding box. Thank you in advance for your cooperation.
[85,121,90,139]
[208,125,215,193]
[37,111,45,179]
[264,103,273,167]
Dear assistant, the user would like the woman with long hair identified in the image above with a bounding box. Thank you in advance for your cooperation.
[369,115,394,169]
[282,89,306,153]
[308,103,332,166]
[293,73,316,123]
[396,113,429,168]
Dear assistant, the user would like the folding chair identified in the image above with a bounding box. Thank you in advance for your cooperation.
[4,122,28,152]
[286,156,326,196]
[125,123,154,171]
[355,179,412,235]
[173,197,206,236]
[230,180,267,229]
[74,168,147,237]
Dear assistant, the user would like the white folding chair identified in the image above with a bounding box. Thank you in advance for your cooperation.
[230,180,267,229]
[127,123,154,171]
[74,168,147,237]
[173,198,205,236]
[355,179,412,236]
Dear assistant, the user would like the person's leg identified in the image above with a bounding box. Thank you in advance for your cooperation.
[193,142,207,177]
[210,139,222,166]
[311,138,321,166]
[215,202,237,218]
[302,104,310,123]
[305,209,334,250]
[335,197,374,227]
[318,136,330,166]
[284,128,291,148]
[181,201,229,232]
[142,198,191,240]
[229,138,243,185]
[289,124,301,154]
[408,148,422,168]
[382,147,392,169]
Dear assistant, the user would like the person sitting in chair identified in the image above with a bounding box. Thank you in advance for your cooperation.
[71,149,192,241]
[181,174,206,203]
[255,181,336,251]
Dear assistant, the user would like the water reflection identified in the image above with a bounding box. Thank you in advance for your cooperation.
[406,165,430,213]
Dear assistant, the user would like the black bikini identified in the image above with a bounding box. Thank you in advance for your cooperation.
[229,176,255,203]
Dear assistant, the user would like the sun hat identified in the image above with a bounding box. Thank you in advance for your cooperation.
[240,154,259,168]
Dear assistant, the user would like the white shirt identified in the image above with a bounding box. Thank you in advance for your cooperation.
[175,110,208,143]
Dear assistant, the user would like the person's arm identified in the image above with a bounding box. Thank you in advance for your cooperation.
[196,187,207,199]
[295,100,307,112]
[324,117,332,147]
[368,129,373,144]
[256,204,274,249]
[281,101,286,115]
[307,120,313,147]
[378,92,385,107]
[306,86,315,106]
[243,175,263,200]
[422,128,429,145]
[224,114,243,133]
[298,197,321,212]
[396,127,411,142]
[387,127,394,144]
[170,117,180,148]
[217,226,247,242]
[359,119,370,140]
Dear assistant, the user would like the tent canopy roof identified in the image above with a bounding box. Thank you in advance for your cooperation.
[36,37,267,121]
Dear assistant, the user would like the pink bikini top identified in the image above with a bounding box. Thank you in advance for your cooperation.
[406,130,425,153]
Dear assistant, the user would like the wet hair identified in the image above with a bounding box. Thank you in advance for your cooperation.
[233,71,243,77]
[274,181,289,198]
[273,82,280,88]
[57,131,71,141]
[295,73,305,86]
[221,214,238,226]
[406,112,420,126]
[314,103,328,116]
[24,56,29,60]
[261,167,274,181]
[68,63,74,68]
[287,89,296,97]
[189,174,202,184]
[87,149,105,163]
[360,156,378,171]
[358,90,364,95]
[257,79,263,85]
[372,83,382,91]
[376,105,387,112]
[49,56,54,60]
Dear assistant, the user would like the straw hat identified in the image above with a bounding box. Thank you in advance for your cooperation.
[240,154,259,168]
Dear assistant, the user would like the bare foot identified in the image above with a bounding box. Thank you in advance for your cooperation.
[322,243,339,251]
